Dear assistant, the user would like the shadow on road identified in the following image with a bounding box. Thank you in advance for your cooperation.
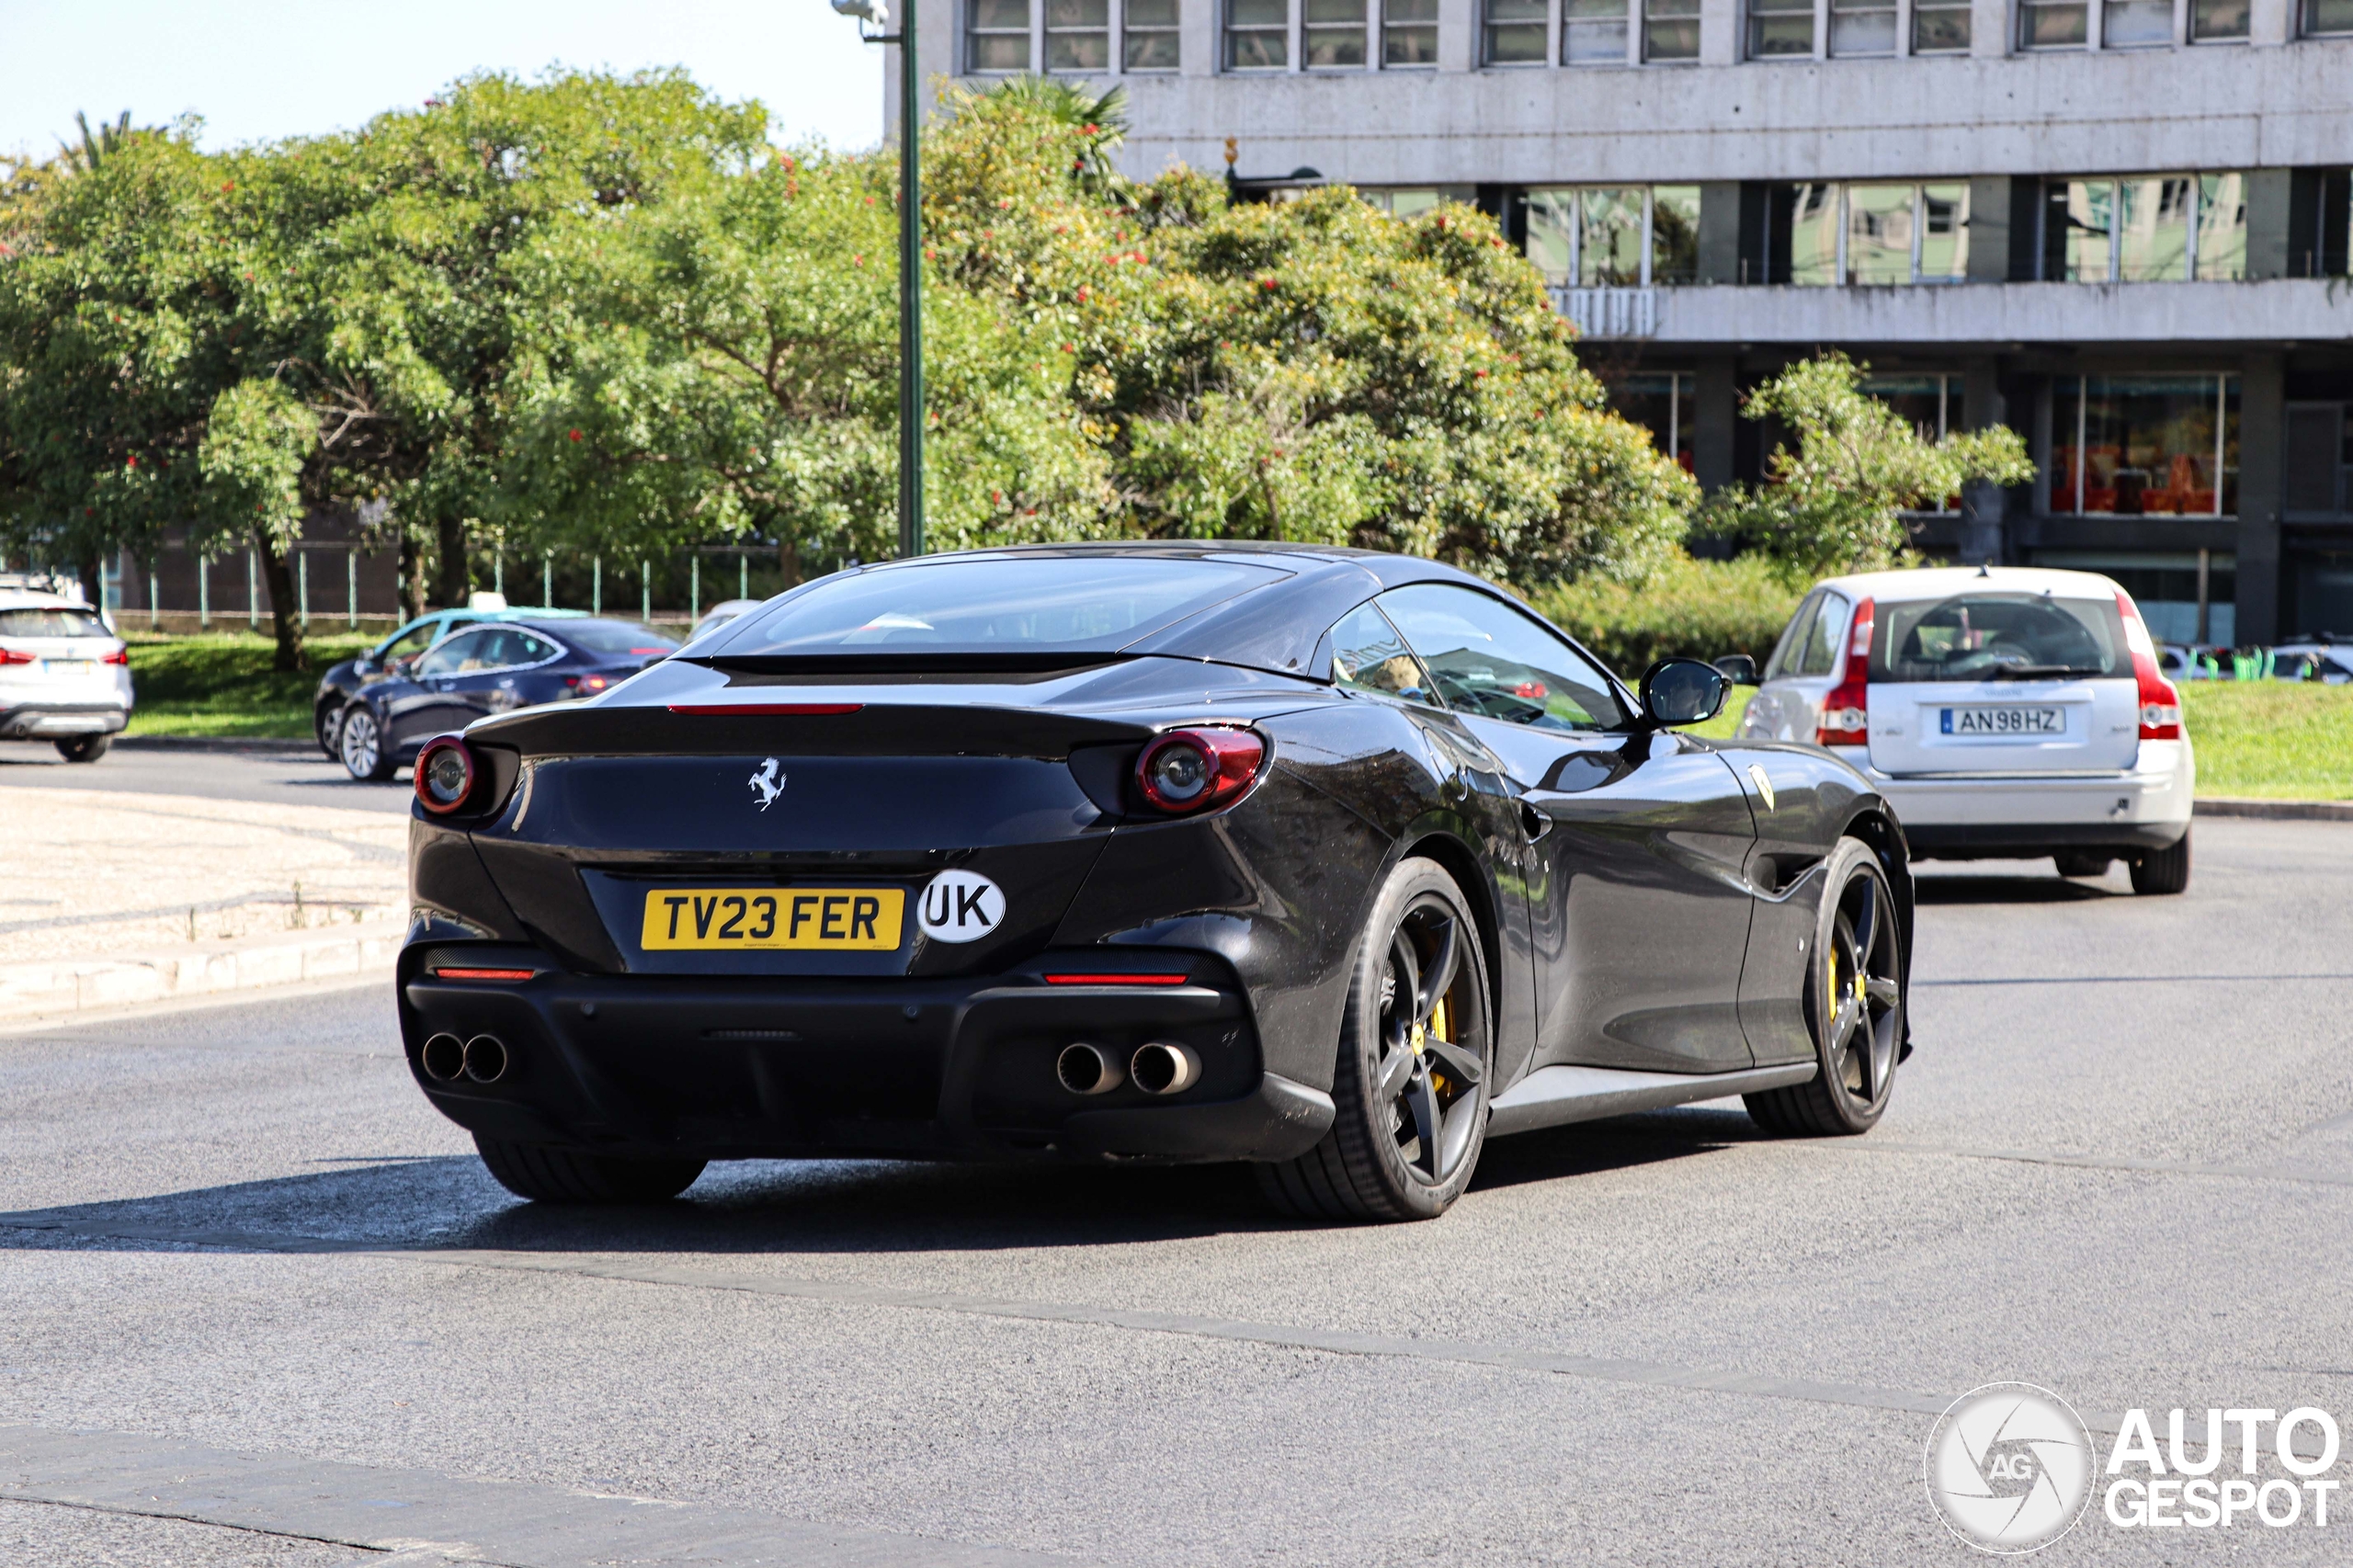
[0,1109,1749,1256]
[1913,873,2117,905]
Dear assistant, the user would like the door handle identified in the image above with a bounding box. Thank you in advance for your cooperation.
[1518,800,1552,843]
[1439,770,1470,803]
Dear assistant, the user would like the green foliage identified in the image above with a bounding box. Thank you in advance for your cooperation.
[1701,353,2033,577]
[1529,551,1807,680]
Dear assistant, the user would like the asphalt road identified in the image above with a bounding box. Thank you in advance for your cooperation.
[4,822,2351,1566]
[0,739,412,814]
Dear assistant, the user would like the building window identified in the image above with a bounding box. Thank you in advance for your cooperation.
[1225,0,1290,65]
[1830,0,1897,53]
[2040,176,2246,283]
[1125,0,1183,66]
[969,0,1035,70]
[2050,375,2240,518]
[1912,0,1971,49]
[2018,0,2087,46]
[1748,0,1815,55]
[1611,374,1696,472]
[1525,187,1700,287]
[2102,0,2174,44]
[1646,0,1702,55]
[2309,0,2353,33]
[2036,551,2236,643]
[1767,184,1968,285]
[1384,0,1440,61]
[1304,0,1369,64]
[2191,0,2249,37]
[1563,0,1631,58]
[1046,0,1111,67]
[1864,374,1956,439]
[1363,188,1445,216]
[1487,0,1551,59]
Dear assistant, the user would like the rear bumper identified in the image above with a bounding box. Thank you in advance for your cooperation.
[1868,739,2193,858]
[0,699,129,739]
[397,944,1335,1165]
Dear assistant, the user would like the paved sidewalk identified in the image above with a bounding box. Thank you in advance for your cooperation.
[1,787,405,1019]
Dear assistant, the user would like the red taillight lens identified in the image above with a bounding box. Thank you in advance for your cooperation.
[565,675,609,696]
[1042,971,1190,986]
[101,647,130,665]
[1815,596,1875,747]
[0,647,32,665]
[1135,727,1267,815]
[414,734,477,815]
[2116,589,2183,741]
[431,967,537,982]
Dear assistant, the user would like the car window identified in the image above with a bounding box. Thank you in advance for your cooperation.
[471,629,554,669]
[559,619,682,656]
[1327,601,1437,705]
[379,622,439,662]
[1873,593,2128,682]
[512,631,561,664]
[1761,591,1822,682]
[0,608,109,637]
[1793,593,1848,678]
[413,629,494,678]
[1378,584,1628,733]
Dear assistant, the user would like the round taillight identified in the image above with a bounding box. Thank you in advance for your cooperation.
[415,735,476,815]
[1135,728,1267,815]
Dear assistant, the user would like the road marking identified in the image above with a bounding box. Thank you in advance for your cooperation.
[0,1421,1075,1568]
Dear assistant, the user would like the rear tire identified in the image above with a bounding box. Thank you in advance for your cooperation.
[1745,838,1904,1139]
[54,734,109,763]
[315,702,344,760]
[1257,858,1493,1223]
[338,705,396,781]
[473,1135,706,1204]
[2052,851,2110,879]
[2130,828,2191,895]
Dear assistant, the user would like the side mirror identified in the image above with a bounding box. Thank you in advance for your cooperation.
[1640,657,1730,728]
[1711,653,1758,687]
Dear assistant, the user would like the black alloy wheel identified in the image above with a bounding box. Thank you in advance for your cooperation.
[1746,838,1904,1138]
[315,701,344,760]
[473,1134,707,1204]
[1259,858,1493,1221]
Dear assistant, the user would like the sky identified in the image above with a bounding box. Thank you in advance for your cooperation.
[0,0,883,161]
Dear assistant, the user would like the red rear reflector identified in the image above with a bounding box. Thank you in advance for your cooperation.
[101,647,130,665]
[1043,972,1189,986]
[665,702,864,715]
[432,967,537,982]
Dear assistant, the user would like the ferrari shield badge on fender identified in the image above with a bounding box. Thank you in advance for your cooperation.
[919,869,1004,943]
[747,757,784,812]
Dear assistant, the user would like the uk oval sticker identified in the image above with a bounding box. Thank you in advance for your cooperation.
[918,869,1005,943]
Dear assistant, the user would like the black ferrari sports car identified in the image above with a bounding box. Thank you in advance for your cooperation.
[401,544,1913,1221]
[330,617,678,782]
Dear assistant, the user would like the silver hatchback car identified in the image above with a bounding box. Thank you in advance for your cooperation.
[0,589,134,761]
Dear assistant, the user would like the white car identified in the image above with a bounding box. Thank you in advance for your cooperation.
[0,588,134,761]
[1737,566,2193,893]
[2267,642,2353,684]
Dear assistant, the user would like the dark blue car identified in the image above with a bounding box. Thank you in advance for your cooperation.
[335,618,680,780]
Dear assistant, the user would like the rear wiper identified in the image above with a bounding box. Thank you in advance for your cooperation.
[1987,665,2106,680]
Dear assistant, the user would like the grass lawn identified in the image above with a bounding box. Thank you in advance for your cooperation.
[123,632,372,740]
[1686,685,2351,799]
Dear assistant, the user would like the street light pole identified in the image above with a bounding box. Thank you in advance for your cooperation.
[833,0,923,559]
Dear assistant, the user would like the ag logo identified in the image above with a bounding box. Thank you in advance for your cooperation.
[1925,1382,2095,1554]
[747,757,784,812]
[919,869,1004,943]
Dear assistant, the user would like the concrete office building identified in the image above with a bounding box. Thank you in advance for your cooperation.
[908,0,2353,642]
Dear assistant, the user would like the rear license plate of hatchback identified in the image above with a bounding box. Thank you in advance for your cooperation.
[640,887,904,950]
[40,659,97,676]
[1941,706,2063,736]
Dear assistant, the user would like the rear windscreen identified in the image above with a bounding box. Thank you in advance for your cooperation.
[1873,593,2129,683]
[559,620,680,655]
[716,556,1283,656]
[0,608,108,638]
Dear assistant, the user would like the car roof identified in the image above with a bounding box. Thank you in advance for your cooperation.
[0,590,106,612]
[1809,565,2131,603]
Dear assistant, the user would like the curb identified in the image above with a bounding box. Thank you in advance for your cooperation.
[116,734,320,756]
[0,924,401,1023]
[2194,797,2353,822]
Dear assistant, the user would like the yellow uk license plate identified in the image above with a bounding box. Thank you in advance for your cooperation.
[639,887,904,950]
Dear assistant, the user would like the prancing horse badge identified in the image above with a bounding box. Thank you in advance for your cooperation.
[747,757,785,811]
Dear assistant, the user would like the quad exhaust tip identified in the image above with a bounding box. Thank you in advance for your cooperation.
[1131,1041,1199,1096]
[462,1034,508,1084]
[420,1032,465,1083]
[1056,1041,1123,1096]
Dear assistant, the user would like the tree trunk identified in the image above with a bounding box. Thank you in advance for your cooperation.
[399,528,428,621]
[255,532,306,673]
[433,514,471,609]
[779,540,801,590]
